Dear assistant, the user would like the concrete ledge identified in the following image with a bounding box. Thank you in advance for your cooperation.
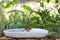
[0,36,59,40]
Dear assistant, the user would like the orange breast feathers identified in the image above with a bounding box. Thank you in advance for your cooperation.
[28,24,32,30]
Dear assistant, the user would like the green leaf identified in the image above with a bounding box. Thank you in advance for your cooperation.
[55,0,59,3]
[58,8,60,13]
[40,1,44,7]
[23,4,32,11]
[46,0,50,3]
[4,2,15,8]
[8,10,23,13]
[0,1,4,7]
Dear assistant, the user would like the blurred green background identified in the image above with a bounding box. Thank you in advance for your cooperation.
[0,0,60,36]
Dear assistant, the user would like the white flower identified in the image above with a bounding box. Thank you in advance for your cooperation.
[9,0,12,1]
[0,0,2,2]
[45,2,53,9]
[5,14,9,20]
[39,7,44,11]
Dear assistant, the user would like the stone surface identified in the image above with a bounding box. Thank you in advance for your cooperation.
[56,38,60,40]
[0,36,60,40]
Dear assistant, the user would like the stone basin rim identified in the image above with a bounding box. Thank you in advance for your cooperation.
[3,28,49,33]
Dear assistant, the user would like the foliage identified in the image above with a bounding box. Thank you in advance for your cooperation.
[0,0,60,35]
[4,2,15,8]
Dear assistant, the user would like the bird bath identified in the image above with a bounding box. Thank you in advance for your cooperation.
[3,28,49,38]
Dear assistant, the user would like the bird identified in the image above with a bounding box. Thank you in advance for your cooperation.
[22,24,32,31]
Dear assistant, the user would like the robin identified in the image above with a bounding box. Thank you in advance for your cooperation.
[22,24,32,31]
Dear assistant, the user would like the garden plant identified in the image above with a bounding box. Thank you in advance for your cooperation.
[0,0,60,37]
